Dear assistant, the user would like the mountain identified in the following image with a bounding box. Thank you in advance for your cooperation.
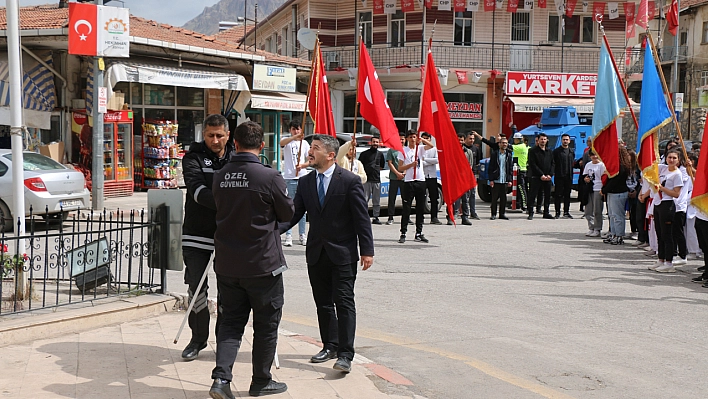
[182,0,287,35]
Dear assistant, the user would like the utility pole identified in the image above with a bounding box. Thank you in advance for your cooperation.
[92,0,104,210]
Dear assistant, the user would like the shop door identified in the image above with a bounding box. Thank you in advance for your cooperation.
[510,12,532,70]
[261,112,277,167]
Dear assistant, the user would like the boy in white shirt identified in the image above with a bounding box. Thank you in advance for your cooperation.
[397,130,433,244]
[583,151,606,237]
[279,120,310,246]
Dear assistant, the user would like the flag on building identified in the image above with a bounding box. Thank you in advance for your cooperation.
[591,39,627,178]
[691,124,708,214]
[307,42,337,137]
[418,41,476,222]
[667,0,679,36]
[636,43,672,186]
[357,40,404,153]
[636,0,649,29]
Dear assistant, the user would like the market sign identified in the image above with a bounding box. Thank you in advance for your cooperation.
[446,101,483,120]
[505,72,597,97]
[253,64,297,93]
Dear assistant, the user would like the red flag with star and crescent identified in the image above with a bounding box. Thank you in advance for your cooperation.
[357,39,404,153]
[68,2,98,56]
[307,41,337,137]
[418,40,476,222]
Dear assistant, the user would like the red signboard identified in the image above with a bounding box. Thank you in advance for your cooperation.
[505,72,597,97]
[447,102,483,120]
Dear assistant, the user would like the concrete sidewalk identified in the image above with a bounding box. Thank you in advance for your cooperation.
[0,300,419,399]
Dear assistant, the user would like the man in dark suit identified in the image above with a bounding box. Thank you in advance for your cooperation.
[281,134,374,374]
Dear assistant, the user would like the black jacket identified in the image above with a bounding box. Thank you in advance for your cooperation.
[480,137,513,183]
[281,165,374,266]
[213,152,294,278]
[527,145,555,179]
[181,141,233,251]
[358,147,385,183]
[553,146,574,179]
[601,166,629,195]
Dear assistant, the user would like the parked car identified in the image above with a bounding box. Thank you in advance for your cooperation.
[0,150,90,232]
[658,139,700,157]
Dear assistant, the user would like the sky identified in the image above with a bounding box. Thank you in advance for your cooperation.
[1,0,219,27]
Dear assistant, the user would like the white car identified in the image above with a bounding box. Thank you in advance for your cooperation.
[0,150,90,232]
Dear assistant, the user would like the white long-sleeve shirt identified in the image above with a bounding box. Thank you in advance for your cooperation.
[422,146,439,179]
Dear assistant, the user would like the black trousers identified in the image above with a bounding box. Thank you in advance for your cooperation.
[654,201,675,262]
[425,177,439,221]
[554,176,573,215]
[387,179,405,219]
[211,273,283,384]
[308,249,358,361]
[183,247,213,345]
[628,197,638,233]
[673,211,687,259]
[528,178,552,215]
[490,183,508,217]
[695,218,708,277]
[401,180,427,235]
[636,198,649,243]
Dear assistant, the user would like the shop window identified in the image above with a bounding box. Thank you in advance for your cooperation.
[144,108,176,124]
[386,91,420,118]
[144,84,175,106]
[390,10,405,47]
[452,121,484,137]
[359,12,373,47]
[176,110,205,147]
[548,15,594,43]
[454,12,473,46]
[131,83,142,105]
[177,87,204,107]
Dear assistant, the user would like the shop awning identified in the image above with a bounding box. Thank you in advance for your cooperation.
[249,91,306,112]
[507,96,595,114]
[0,51,57,129]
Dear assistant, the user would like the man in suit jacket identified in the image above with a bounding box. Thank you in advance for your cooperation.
[281,134,374,374]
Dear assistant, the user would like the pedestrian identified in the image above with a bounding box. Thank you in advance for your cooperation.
[398,130,433,243]
[180,114,233,361]
[578,137,593,212]
[281,134,374,374]
[671,154,693,266]
[511,132,529,211]
[650,150,684,273]
[685,152,702,260]
[583,150,605,236]
[421,132,441,224]
[552,133,574,219]
[601,147,630,245]
[209,121,294,399]
[447,133,473,226]
[336,137,367,184]
[358,134,386,224]
[475,132,513,220]
[385,133,406,225]
[463,132,481,219]
[279,120,310,247]
[626,150,640,241]
[527,132,555,220]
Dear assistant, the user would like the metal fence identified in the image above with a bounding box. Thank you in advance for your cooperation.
[0,206,169,315]
[320,41,645,74]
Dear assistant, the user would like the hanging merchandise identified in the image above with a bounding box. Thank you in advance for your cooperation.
[374,0,385,14]
[484,0,496,11]
[455,70,469,84]
[608,2,619,19]
[565,0,578,17]
[438,0,452,11]
[384,0,397,14]
[507,0,519,12]
[582,1,589,12]
[524,0,533,10]
[455,0,466,11]
[401,0,416,12]
[467,0,480,10]
[593,2,605,20]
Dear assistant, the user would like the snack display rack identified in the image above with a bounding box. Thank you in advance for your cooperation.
[135,120,182,189]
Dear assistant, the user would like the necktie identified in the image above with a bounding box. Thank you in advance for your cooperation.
[318,173,326,207]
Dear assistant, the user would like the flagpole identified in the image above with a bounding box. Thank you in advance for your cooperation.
[297,30,320,164]
[646,31,694,179]
[598,20,639,130]
[351,27,363,171]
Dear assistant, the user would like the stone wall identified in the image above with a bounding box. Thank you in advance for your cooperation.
[621,107,707,150]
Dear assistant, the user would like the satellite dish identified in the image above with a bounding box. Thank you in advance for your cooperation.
[297,28,316,51]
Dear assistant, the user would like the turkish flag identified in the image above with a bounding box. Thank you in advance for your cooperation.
[691,123,708,215]
[401,0,416,12]
[357,40,404,154]
[68,2,98,56]
[565,0,578,17]
[507,0,519,12]
[455,70,469,84]
[538,0,547,8]
[667,0,679,35]
[307,44,337,137]
[418,42,477,223]
[484,0,496,11]
[455,0,466,11]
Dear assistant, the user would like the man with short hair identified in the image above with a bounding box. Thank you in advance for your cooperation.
[358,135,386,224]
[281,134,374,375]
[385,133,406,225]
[463,132,480,219]
[180,114,233,362]
[210,121,294,399]
[398,130,434,243]
[421,132,441,224]
[553,133,575,219]
[475,132,513,220]
[279,120,310,246]
[527,132,555,220]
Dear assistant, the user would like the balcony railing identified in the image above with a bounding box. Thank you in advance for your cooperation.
[319,41,643,75]
[658,45,689,63]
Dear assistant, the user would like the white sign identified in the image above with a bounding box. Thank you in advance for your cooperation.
[98,6,130,57]
[252,64,297,93]
[98,87,108,113]
[496,0,504,9]
[674,93,684,112]
[250,97,305,112]
[608,2,619,19]
[524,0,533,9]
[385,0,397,13]
[438,0,452,10]
[515,103,595,114]
[582,1,589,12]
[467,0,479,11]
[554,0,565,15]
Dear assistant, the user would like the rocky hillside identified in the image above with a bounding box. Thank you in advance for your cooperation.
[183,0,286,35]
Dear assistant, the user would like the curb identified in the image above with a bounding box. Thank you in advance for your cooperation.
[0,293,176,346]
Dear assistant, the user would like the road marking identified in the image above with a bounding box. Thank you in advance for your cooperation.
[282,314,577,399]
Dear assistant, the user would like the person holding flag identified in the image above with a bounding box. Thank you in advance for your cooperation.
[397,130,434,244]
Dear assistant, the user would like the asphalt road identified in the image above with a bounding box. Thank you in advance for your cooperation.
[155,195,707,399]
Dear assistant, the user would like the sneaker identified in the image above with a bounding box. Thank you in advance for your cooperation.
[672,257,688,266]
[563,213,574,219]
[283,236,293,247]
[702,282,708,288]
[637,242,650,248]
[398,234,406,243]
[248,380,288,397]
[611,236,624,245]
[527,214,534,220]
[430,218,442,225]
[656,263,676,273]
[699,266,706,272]
[299,234,307,246]
[385,219,394,225]
[470,214,480,220]
[644,250,657,256]
[446,218,453,226]
[542,213,555,219]
[414,234,429,243]
[372,218,382,225]
[603,235,615,244]
[648,260,664,270]
[691,276,708,283]
[585,230,595,237]
[632,240,645,247]
[588,230,600,237]
[555,213,561,219]
[697,253,705,260]
[601,231,611,239]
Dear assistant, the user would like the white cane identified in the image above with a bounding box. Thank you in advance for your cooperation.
[174,259,211,344]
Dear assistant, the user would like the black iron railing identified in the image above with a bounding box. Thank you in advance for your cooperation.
[0,206,169,315]
[319,41,644,74]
